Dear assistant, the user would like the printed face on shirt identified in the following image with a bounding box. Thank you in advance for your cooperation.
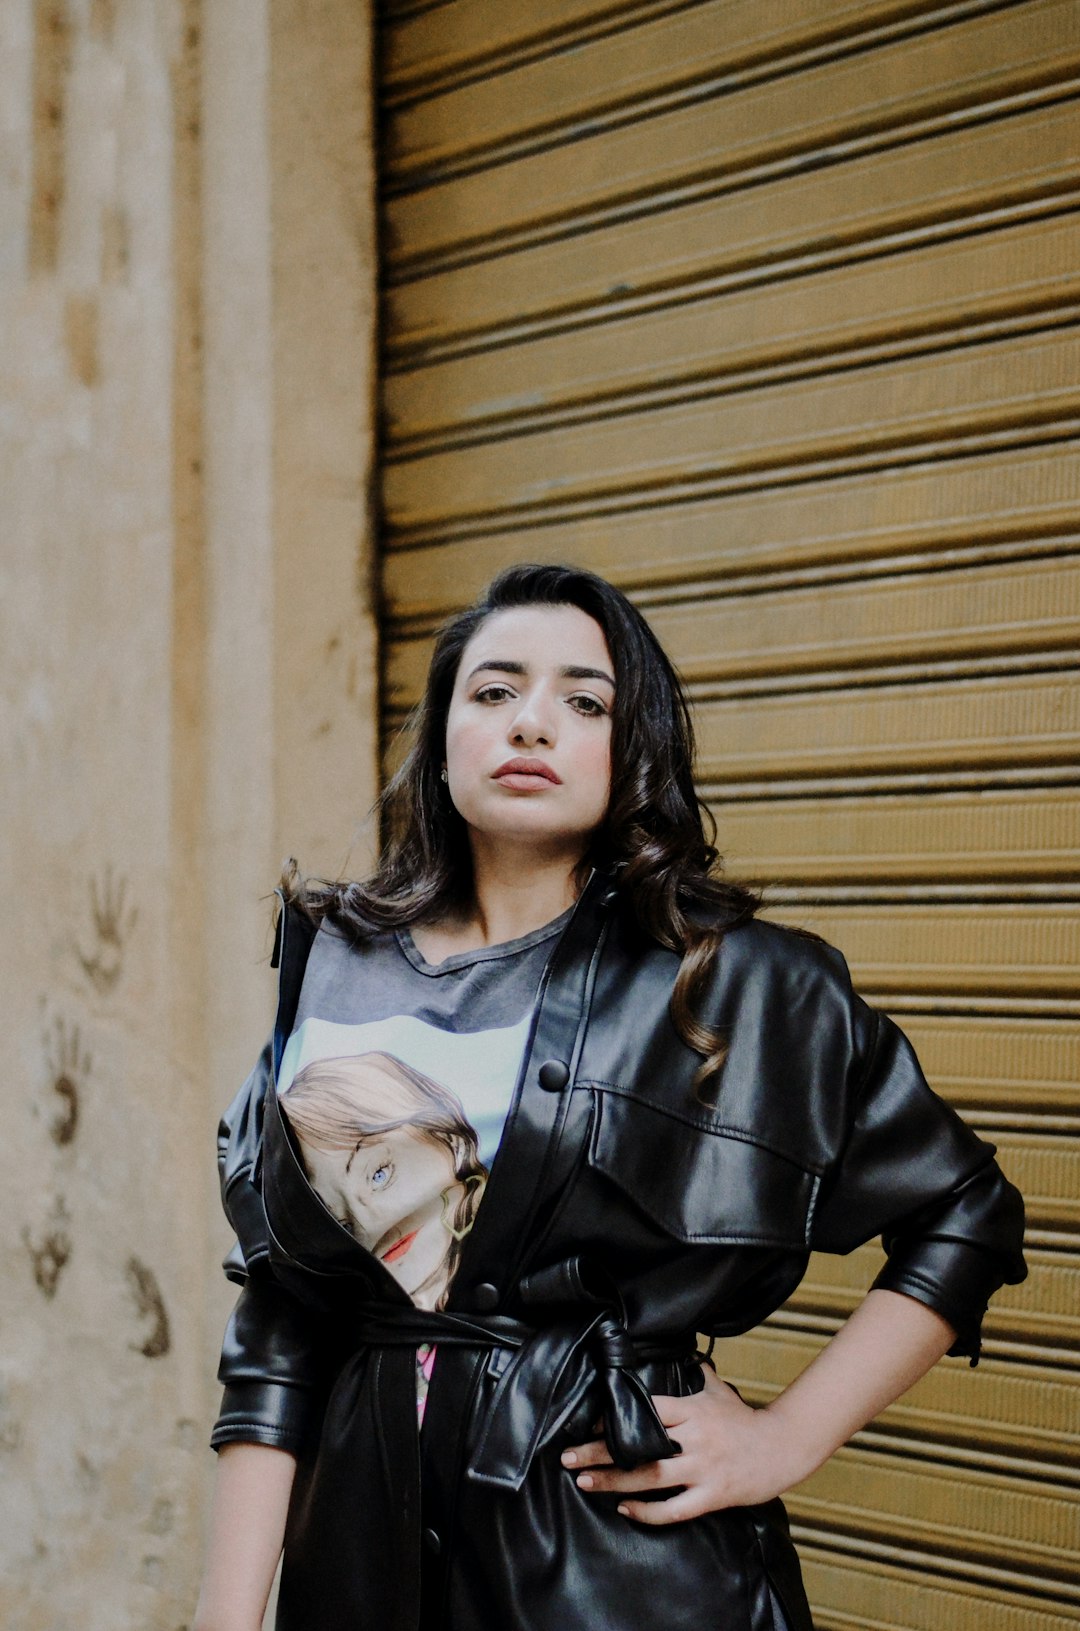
[443,604,615,867]
[303,1123,461,1302]
[281,1051,486,1310]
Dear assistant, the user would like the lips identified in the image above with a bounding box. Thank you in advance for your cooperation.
[380,1229,419,1264]
[492,757,561,784]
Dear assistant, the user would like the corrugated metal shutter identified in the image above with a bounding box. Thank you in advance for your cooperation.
[376,3,1080,1626]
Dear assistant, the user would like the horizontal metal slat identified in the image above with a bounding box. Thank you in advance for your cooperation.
[383,0,1080,268]
[987,1130,1080,1232]
[788,1246,1080,1351]
[382,0,679,97]
[385,213,1080,444]
[383,442,1080,613]
[385,0,981,178]
[892,1012,1080,1114]
[790,1444,1079,1580]
[690,670,1080,784]
[802,1548,1080,1631]
[720,1329,1080,1463]
[381,330,1080,529]
[763,901,1080,997]
[713,786,1080,886]
[386,98,1080,350]
[645,551,1080,681]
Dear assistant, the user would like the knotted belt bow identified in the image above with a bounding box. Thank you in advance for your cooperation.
[352,1260,691,1491]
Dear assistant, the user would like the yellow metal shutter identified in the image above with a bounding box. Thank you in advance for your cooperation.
[377,4,1080,1627]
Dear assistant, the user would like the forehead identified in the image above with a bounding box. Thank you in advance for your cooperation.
[458,603,612,671]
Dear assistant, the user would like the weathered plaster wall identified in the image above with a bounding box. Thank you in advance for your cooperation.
[0,1,378,1624]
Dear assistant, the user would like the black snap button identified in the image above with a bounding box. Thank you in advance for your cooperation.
[472,1282,499,1311]
[538,1059,570,1092]
[423,1526,441,1555]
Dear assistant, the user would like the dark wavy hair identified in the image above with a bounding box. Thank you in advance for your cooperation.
[284,563,759,1096]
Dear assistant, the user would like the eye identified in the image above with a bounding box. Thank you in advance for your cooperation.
[568,693,609,717]
[474,683,516,704]
[370,1162,393,1189]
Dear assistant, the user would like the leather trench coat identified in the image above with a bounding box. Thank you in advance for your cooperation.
[212,870,1026,1631]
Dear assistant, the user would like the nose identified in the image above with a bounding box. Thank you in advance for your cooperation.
[508,683,557,748]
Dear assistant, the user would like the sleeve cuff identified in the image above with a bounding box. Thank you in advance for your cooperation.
[210,1380,318,1456]
[871,1239,1003,1365]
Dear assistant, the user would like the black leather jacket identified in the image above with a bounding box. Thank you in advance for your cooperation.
[212,870,1026,1631]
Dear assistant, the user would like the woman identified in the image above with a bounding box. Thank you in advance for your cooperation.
[195,563,1026,1631]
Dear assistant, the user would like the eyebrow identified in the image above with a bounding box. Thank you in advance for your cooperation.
[466,659,615,688]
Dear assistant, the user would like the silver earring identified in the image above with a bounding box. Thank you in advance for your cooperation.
[440,767,448,783]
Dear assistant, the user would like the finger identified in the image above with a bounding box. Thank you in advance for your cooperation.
[560,1440,613,1470]
[650,1393,700,1429]
[653,1374,743,1428]
[571,1458,683,1495]
[617,1489,714,1526]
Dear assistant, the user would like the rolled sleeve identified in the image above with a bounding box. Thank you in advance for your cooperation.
[810,1005,1027,1362]
[212,1278,334,1455]
[211,1038,335,1454]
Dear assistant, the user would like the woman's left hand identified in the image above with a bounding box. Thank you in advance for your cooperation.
[560,1365,808,1525]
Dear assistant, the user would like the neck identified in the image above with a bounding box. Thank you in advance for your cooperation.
[461,836,587,947]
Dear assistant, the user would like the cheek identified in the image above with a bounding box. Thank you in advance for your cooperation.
[445,713,489,772]
[417,1145,457,1188]
[573,729,612,805]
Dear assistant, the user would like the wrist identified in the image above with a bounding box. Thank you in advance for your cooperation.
[759,1395,835,1488]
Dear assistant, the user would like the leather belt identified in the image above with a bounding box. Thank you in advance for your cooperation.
[352,1285,692,1492]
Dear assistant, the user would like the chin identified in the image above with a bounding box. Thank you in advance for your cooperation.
[477,810,593,843]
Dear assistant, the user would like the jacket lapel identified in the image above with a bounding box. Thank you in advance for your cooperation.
[447,869,616,1308]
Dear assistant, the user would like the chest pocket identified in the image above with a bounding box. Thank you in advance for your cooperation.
[587,1088,819,1248]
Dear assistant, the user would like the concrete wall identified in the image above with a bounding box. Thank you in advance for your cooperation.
[0,2,378,1624]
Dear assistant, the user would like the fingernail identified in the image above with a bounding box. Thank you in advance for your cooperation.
[576,1474,594,1489]
[617,1504,630,1517]
[561,1451,577,1466]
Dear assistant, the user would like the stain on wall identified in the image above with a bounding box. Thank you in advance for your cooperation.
[147,1496,175,1536]
[89,0,115,41]
[29,0,72,275]
[22,1197,72,1299]
[63,292,100,387]
[0,1386,23,1456]
[126,1257,171,1359]
[43,1014,89,1147]
[101,203,130,283]
[76,866,137,994]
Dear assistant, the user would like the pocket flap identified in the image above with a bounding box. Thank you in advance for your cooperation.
[588,1090,817,1247]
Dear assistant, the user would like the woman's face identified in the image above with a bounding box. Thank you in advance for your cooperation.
[302,1123,461,1305]
[443,604,615,863]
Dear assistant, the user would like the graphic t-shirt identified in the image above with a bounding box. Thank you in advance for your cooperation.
[277,905,573,1415]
